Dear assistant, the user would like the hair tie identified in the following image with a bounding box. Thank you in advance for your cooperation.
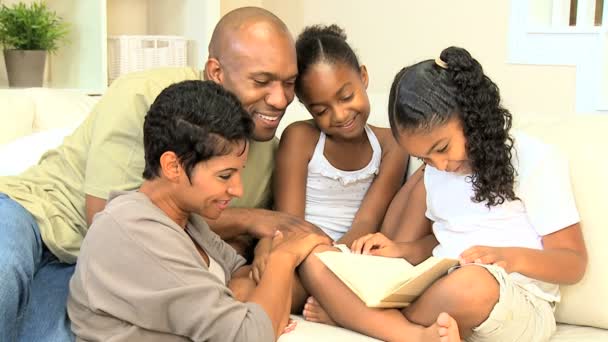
[435,57,448,69]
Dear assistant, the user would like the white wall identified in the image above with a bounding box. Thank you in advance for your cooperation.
[221,0,588,136]
[0,0,588,123]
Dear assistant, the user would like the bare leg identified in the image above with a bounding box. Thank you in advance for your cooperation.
[291,275,308,313]
[403,265,499,338]
[302,296,337,326]
[299,246,466,342]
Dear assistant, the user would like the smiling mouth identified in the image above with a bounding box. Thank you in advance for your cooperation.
[336,116,357,129]
[255,112,280,122]
[216,199,231,209]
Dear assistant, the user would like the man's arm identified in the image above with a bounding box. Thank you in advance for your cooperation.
[85,195,107,227]
[206,207,323,240]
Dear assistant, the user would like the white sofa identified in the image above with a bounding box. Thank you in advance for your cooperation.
[1,88,607,341]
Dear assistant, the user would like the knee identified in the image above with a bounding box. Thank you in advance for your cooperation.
[435,265,499,313]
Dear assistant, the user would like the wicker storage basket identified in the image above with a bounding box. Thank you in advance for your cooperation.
[107,35,187,83]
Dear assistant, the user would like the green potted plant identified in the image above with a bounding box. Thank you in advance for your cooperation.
[0,1,69,87]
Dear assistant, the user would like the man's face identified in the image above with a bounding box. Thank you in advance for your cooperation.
[218,24,298,141]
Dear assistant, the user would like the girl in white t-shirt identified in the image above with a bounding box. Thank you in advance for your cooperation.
[298,47,587,342]
[251,24,407,316]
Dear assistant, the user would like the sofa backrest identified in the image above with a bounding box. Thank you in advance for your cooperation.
[0,88,98,146]
[518,115,608,329]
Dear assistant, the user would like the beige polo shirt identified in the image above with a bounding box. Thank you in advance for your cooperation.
[0,67,277,263]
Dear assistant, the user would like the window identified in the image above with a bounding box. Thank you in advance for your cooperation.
[509,0,608,113]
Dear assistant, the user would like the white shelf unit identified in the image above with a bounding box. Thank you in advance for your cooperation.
[26,0,220,92]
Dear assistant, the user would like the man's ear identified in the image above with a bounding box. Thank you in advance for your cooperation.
[159,151,181,183]
[204,58,223,84]
[359,65,369,89]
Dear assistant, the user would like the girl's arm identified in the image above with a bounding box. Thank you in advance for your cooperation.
[460,223,587,284]
[381,165,432,243]
[351,168,438,264]
[337,127,408,247]
[273,121,317,217]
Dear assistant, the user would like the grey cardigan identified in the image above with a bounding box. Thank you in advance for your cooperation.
[67,191,274,342]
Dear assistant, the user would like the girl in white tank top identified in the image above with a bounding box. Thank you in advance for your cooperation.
[251,24,408,319]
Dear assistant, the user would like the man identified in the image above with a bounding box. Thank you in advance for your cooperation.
[0,7,313,341]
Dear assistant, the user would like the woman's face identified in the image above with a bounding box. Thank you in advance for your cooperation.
[397,116,470,174]
[298,62,371,140]
[178,141,249,219]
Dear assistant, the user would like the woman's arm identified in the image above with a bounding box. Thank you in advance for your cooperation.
[251,122,318,281]
[248,230,332,338]
[337,128,408,247]
[460,223,587,284]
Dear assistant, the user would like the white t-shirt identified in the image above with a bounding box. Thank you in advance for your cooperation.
[425,131,579,302]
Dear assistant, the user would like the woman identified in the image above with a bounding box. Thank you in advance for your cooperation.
[67,80,331,342]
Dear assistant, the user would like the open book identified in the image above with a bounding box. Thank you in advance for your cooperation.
[316,248,459,308]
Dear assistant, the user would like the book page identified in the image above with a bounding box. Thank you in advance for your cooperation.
[383,257,459,304]
[316,251,415,306]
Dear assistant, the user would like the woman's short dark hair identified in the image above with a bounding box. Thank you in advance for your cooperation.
[295,24,360,96]
[142,80,253,180]
[388,46,516,207]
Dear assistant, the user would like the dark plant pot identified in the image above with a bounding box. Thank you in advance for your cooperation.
[3,50,46,87]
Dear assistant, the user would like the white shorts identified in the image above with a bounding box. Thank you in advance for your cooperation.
[462,264,556,342]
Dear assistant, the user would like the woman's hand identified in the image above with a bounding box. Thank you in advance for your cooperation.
[350,232,403,257]
[251,239,272,283]
[247,210,323,239]
[459,246,517,273]
[228,266,257,302]
[271,230,332,266]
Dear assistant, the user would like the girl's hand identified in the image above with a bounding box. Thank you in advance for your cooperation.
[350,233,402,257]
[459,246,517,273]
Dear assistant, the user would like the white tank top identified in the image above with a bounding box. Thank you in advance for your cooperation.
[304,125,381,241]
[207,255,226,285]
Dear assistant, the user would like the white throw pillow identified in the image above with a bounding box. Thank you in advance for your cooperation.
[0,89,35,145]
[0,126,75,176]
[29,88,98,132]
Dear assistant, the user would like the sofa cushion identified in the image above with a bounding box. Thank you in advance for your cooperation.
[0,89,35,145]
[28,88,98,132]
[0,126,76,176]
[278,316,380,341]
[518,115,608,329]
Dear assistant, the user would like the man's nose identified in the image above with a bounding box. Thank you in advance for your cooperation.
[265,82,291,110]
